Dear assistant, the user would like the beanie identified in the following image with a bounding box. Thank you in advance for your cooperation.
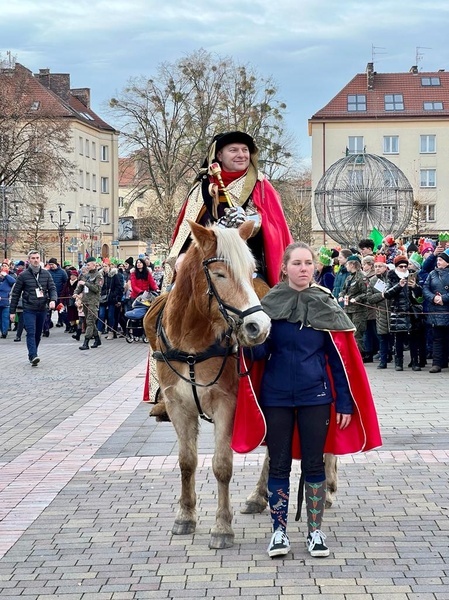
[438,251,449,264]
[48,258,58,265]
[346,255,361,264]
[86,256,96,263]
[125,257,134,266]
[394,255,408,267]
[407,242,418,253]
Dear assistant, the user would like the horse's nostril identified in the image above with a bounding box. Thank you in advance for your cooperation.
[245,322,261,339]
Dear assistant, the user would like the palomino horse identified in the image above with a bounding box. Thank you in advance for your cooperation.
[145,220,271,549]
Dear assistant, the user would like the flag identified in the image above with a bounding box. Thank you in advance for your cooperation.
[369,227,383,249]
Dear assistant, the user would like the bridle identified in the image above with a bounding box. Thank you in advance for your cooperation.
[153,256,264,422]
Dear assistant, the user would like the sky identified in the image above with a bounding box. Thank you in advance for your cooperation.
[2,0,449,165]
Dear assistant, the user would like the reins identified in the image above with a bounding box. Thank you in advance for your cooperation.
[153,256,264,422]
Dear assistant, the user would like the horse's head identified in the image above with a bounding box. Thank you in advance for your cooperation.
[186,220,271,346]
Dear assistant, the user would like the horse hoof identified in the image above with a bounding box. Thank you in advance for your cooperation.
[209,533,234,549]
[172,520,196,535]
[240,500,267,514]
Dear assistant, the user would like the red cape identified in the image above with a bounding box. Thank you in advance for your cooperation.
[231,331,382,457]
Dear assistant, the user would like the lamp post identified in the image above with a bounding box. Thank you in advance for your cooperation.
[48,203,74,265]
[0,185,19,259]
[82,208,102,257]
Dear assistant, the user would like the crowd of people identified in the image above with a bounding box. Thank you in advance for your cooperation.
[1,251,163,364]
[312,235,449,374]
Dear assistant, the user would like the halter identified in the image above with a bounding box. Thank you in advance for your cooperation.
[154,256,264,422]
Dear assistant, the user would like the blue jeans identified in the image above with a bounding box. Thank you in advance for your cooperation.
[23,310,46,360]
[1,306,9,335]
[97,303,116,333]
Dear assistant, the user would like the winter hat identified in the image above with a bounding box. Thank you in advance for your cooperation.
[374,254,386,263]
[394,255,409,267]
[69,270,78,277]
[48,257,58,265]
[125,257,134,267]
[384,235,396,246]
[63,260,71,267]
[407,242,418,253]
[438,251,449,264]
[86,256,96,263]
[409,252,423,270]
[346,255,361,264]
[317,246,333,266]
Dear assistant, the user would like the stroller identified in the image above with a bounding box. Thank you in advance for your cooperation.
[124,291,159,343]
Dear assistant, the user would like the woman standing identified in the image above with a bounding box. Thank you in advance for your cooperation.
[240,242,381,559]
[338,255,367,354]
[423,250,449,372]
[129,258,158,300]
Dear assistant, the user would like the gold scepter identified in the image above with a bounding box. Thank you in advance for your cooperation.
[209,162,234,208]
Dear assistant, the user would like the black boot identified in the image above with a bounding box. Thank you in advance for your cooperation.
[79,338,90,350]
[363,353,373,363]
[411,359,421,372]
[91,335,102,348]
[395,357,403,371]
[72,328,81,341]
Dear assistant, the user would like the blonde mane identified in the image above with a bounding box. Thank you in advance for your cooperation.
[213,226,256,282]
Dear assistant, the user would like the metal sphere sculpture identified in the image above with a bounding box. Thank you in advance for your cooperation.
[314,153,414,246]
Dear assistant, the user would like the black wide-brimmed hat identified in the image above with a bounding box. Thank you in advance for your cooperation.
[212,131,257,154]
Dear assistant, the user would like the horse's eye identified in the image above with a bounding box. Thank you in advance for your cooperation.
[212,271,226,279]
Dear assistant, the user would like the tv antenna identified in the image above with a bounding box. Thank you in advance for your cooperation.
[416,47,431,69]
[371,44,387,67]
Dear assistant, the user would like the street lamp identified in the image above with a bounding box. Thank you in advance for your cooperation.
[82,208,102,256]
[48,203,74,265]
[0,185,19,259]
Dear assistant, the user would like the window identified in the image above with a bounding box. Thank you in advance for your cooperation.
[79,136,83,155]
[424,204,436,221]
[100,145,109,161]
[347,169,363,186]
[85,172,90,190]
[102,208,109,224]
[92,142,96,159]
[30,101,40,111]
[118,196,124,208]
[79,170,84,188]
[420,135,436,153]
[423,101,443,111]
[385,94,404,111]
[421,77,440,86]
[383,136,399,154]
[384,170,399,187]
[348,136,364,154]
[101,176,109,193]
[92,174,97,192]
[85,140,90,158]
[347,94,366,112]
[420,169,436,188]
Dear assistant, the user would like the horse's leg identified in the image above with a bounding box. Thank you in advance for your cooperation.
[324,453,338,508]
[240,449,269,514]
[169,401,199,535]
[209,398,235,549]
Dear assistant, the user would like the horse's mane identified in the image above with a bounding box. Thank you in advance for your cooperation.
[213,227,256,282]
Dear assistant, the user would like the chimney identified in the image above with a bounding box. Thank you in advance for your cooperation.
[410,65,418,74]
[35,69,71,103]
[71,87,91,109]
[366,62,375,90]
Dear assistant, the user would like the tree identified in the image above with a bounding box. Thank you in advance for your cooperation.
[109,49,298,247]
[275,169,313,244]
[0,58,74,207]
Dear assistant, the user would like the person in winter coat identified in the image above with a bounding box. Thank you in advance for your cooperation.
[0,263,16,338]
[332,249,352,304]
[61,270,79,333]
[97,263,124,338]
[245,241,381,560]
[366,255,392,369]
[129,258,158,300]
[423,250,449,372]
[74,257,104,350]
[338,255,367,354]
[314,246,335,291]
[47,258,68,328]
[9,250,57,365]
[383,255,424,371]
[361,255,378,362]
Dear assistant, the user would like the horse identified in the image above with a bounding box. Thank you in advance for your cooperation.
[144,219,271,549]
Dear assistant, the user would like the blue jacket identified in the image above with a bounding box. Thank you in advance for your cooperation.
[49,266,68,296]
[423,267,449,327]
[0,273,16,307]
[248,320,353,413]
[332,265,349,301]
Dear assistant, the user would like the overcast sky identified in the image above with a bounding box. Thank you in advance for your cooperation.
[2,0,449,164]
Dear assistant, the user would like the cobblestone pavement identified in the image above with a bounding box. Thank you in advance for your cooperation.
[0,324,448,599]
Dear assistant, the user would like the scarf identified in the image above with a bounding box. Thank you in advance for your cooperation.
[261,282,355,332]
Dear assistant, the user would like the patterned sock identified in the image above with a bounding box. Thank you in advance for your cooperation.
[305,477,326,533]
[267,476,289,532]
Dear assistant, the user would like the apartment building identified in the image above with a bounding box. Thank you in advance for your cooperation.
[0,59,118,263]
[309,63,449,243]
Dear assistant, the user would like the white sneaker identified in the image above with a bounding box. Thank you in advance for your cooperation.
[267,530,290,558]
[307,530,329,557]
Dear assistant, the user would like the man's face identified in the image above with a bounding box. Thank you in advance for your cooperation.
[216,143,250,173]
[28,253,41,266]
[360,246,373,256]
[87,261,96,271]
[374,263,387,275]
[49,263,57,270]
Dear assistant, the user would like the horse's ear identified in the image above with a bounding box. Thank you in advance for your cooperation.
[188,220,216,254]
[238,220,255,241]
